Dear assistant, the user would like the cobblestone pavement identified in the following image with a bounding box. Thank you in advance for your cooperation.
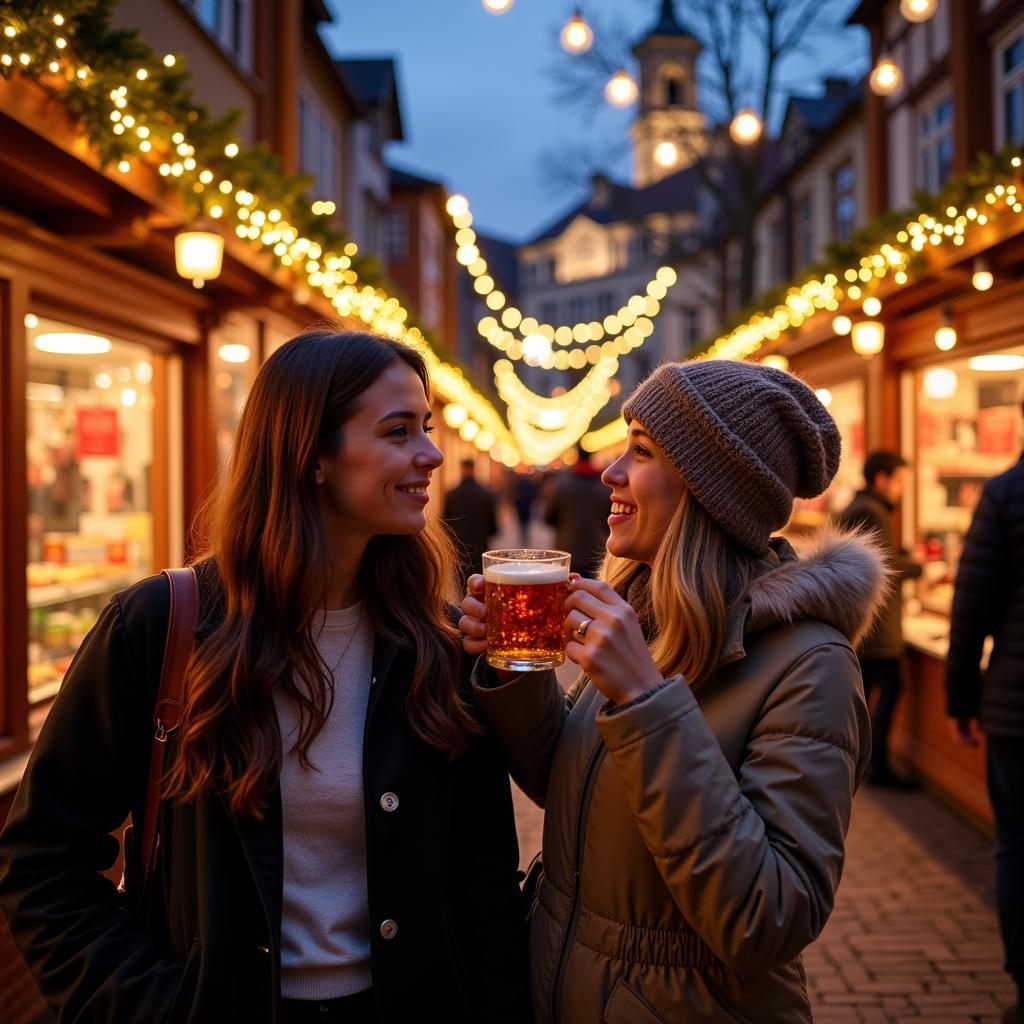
[512,760,1013,1023]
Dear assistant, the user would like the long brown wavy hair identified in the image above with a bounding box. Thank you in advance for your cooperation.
[602,488,765,689]
[165,329,476,818]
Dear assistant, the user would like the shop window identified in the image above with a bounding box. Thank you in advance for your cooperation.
[795,194,814,269]
[680,306,701,348]
[299,89,341,200]
[26,318,156,704]
[212,318,258,469]
[790,378,865,527]
[906,346,1024,620]
[996,28,1024,146]
[380,211,408,262]
[831,162,857,242]
[918,93,954,192]
[769,214,788,284]
[187,0,253,68]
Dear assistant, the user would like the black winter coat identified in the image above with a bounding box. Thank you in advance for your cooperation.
[443,479,499,576]
[835,489,921,659]
[542,467,610,578]
[0,569,531,1023]
[946,456,1024,737]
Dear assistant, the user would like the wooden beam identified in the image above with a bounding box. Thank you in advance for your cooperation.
[865,19,889,218]
[0,275,29,748]
[949,0,992,173]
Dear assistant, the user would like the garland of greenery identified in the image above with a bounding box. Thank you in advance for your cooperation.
[0,0,498,402]
[700,143,1024,354]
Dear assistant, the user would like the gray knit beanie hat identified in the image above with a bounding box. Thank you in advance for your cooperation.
[621,360,841,555]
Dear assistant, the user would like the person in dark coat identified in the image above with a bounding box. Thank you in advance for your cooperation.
[0,331,530,1024]
[443,458,499,578]
[543,445,611,578]
[946,424,1024,1024]
[836,450,922,788]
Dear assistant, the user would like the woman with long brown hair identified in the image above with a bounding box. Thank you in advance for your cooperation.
[461,359,889,1023]
[0,330,531,1024]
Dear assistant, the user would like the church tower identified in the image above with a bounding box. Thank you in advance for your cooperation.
[630,0,705,187]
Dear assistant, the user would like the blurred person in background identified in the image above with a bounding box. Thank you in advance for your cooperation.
[836,450,923,789]
[444,457,499,578]
[543,444,611,578]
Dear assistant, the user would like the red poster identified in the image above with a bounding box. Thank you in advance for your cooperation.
[76,407,119,458]
[977,406,1017,455]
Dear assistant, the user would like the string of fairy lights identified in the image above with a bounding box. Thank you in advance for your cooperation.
[582,163,1024,452]
[0,6,525,465]
[4,3,1023,467]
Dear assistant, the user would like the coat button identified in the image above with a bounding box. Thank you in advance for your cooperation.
[380,919,398,940]
[380,791,399,812]
[255,945,269,954]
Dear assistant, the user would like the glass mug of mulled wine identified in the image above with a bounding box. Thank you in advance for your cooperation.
[482,549,572,671]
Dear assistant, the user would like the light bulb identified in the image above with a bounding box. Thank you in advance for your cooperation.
[654,141,679,167]
[560,10,593,53]
[605,70,638,108]
[869,57,902,96]
[729,109,763,145]
[899,0,937,22]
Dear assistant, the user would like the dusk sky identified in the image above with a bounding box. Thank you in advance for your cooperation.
[322,0,869,244]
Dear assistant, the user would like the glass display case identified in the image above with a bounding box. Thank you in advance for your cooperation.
[901,345,1023,656]
[25,316,155,703]
[790,377,866,528]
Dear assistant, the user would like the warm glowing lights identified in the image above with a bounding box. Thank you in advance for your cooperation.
[605,70,639,107]
[654,141,679,168]
[761,354,789,371]
[862,296,882,317]
[218,344,252,364]
[560,10,593,53]
[729,109,763,145]
[224,142,239,157]
[174,230,224,288]
[442,403,469,429]
[34,332,112,356]
[869,57,902,96]
[935,308,957,351]
[968,354,1024,372]
[815,388,833,408]
[832,315,853,336]
[899,0,937,22]
[851,320,885,357]
[923,368,958,400]
[482,0,513,12]
[522,333,553,367]
[446,194,469,218]
[972,258,994,291]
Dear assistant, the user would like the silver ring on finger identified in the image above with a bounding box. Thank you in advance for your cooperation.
[574,616,593,640]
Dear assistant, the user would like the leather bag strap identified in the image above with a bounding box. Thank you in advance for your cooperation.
[140,567,198,883]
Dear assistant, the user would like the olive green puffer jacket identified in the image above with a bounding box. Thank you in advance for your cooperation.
[474,528,888,1023]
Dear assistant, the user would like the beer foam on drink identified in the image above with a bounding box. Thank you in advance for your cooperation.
[483,562,567,585]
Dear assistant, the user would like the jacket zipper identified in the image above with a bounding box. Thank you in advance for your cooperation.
[551,739,605,1022]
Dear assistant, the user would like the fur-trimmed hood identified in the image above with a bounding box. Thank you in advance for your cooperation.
[743,525,892,650]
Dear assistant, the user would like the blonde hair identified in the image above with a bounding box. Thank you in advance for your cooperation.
[602,489,764,688]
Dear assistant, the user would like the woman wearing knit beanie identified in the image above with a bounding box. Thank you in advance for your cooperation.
[461,359,892,1023]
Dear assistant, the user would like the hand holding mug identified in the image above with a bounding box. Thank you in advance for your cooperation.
[562,577,663,705]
